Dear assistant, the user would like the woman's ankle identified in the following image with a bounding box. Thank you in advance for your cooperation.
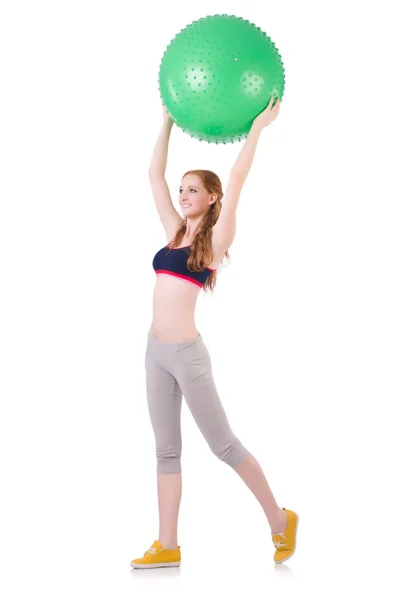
[270,508,288,535]
[159,540,178,550]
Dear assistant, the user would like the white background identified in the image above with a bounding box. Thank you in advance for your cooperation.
[1,0,396,598]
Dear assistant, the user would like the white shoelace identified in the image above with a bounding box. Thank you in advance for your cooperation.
[145,546,159,555]
[273,532,287,548]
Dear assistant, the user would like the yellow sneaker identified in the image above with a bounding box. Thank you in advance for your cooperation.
[272,508,299,563]
[130,540,181,569]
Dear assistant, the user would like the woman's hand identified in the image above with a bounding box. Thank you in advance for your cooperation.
[252,95,281,130]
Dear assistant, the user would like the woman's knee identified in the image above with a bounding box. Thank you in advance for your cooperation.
[212,435,250,469]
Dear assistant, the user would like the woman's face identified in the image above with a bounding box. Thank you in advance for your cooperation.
[179,174,216,217]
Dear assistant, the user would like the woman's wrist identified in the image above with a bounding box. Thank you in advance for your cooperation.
[163,118,173,129]
[248,120,263,138]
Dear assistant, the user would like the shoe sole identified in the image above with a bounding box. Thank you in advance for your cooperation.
[130,561,181,569]
[274,513,299,564]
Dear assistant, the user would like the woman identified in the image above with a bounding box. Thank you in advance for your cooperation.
[130,97,298,569]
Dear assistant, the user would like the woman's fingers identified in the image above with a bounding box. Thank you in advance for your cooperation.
[271,96,281,110]
[270,98,281,116]
[267,95,275,109]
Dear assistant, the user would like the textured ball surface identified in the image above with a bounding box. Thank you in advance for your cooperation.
[159,14,285,144]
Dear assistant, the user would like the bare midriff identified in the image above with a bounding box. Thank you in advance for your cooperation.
[149,246,221,343]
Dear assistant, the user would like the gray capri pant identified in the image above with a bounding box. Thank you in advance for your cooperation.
[145,330,250,474]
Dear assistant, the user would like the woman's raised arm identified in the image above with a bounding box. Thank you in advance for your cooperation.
[148,106,182,239]
[230,96,281,182]
[211,97,281,252]
[148,106,174,176]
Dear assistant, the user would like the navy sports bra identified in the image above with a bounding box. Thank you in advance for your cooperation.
[152,244,216,288]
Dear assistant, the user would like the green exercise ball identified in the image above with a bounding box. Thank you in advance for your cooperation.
[158,13,285,144]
